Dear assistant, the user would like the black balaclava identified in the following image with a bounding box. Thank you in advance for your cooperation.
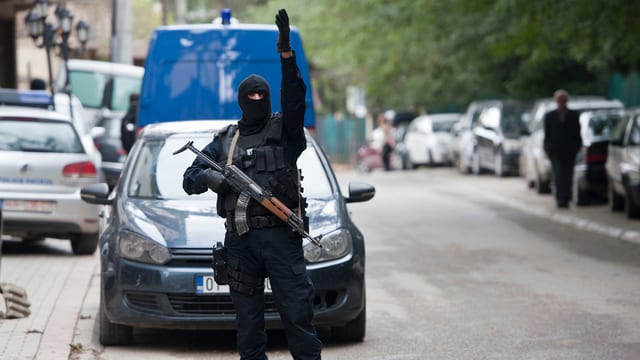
[237,74,271,135]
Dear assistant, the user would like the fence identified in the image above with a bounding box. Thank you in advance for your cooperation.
[609,68,640,108]
[314,113,367,166]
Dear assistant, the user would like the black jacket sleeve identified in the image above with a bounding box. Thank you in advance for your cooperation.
[280,53,307,158]
[182,135,221,195]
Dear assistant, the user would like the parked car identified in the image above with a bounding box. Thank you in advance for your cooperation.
[0,106,100,254]
[520,96,624,194]
[470,101,530,176]
[451,100,500,173]
[80,120,375,345]
[572,109,625,205]
[0,88,101,168]
[388,111,418,170]
[606,108,640,218]
[91,114,127,189]
[403,113,460,167]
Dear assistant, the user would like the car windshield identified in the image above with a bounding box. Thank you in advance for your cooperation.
[0,119,84,153]
[501,108,527,136]
[69,71,141,112]
[588,113,623,138]
[432,120,456,132]
[127,134,334,201]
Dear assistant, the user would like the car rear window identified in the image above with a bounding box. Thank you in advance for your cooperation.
[0,118,84,153]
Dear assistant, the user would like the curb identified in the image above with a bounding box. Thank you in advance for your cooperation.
[482,192,640,246]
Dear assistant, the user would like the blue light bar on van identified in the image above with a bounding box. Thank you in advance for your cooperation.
[221,8,231,25]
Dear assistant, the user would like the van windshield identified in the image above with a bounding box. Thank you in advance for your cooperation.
[68,71,142,112]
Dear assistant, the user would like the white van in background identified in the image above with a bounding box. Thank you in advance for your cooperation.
[55,59,144,128]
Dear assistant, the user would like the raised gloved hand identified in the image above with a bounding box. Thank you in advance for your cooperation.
[275,8,291,53]
[202,168,227,193]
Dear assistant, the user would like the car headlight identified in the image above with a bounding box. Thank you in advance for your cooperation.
[303,228,352,263]
[118,231,171,265]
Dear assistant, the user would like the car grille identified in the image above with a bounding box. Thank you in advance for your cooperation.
[125,290,278,316]
[168,293,278,315]
[168,248,212,267]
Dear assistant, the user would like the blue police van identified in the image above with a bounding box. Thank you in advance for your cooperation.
[138,11,315,129]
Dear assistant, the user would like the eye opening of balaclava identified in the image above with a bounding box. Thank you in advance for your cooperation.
[238,74,271,134]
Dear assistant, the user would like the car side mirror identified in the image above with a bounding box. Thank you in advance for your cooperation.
[90,126,106,139]
[81,183,114,206]
[345,182,375,203]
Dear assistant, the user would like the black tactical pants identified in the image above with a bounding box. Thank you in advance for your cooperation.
[225,225,322,360]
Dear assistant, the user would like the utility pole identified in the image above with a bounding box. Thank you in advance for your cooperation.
[111,0,132,64]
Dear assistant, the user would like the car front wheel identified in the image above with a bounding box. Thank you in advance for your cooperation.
[331,303,366,342]
[610,182,624,211]
[100,289,133,346]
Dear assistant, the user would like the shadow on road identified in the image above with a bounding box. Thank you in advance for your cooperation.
[0,237,73,256]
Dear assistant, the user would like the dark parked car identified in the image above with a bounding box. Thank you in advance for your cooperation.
[91,114,127,189]
[470,101,530,176]
[606,109,640,218]
[573,109,625,205]
[81,120,375,345]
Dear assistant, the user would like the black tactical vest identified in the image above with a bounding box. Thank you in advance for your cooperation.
[215,114,301,217]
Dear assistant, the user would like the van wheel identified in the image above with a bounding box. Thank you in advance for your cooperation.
[71,233,99,255]
[100,290,133,345]
[610,183,624,211]
[332,304,366,342]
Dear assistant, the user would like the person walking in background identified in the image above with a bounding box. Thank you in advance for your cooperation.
[120,93,140,154]
[543,89,582,208]
[370,111,395,171]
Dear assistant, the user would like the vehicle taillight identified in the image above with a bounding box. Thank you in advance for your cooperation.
[585,153,606,163]
[63,161,97,178]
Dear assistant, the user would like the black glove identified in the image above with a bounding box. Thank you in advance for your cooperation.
[202,168,227,193]
[275,9,291,53]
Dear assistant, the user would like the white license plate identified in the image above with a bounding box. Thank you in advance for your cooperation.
[3,200,55,213]
[195,275,272,294]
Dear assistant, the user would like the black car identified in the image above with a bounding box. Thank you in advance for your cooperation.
[573,109,625,205]
[606,108,640,218]
[80,120,375,345]
[471,101,530,176]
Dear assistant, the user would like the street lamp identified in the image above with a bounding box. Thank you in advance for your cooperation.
[24,0,90,113]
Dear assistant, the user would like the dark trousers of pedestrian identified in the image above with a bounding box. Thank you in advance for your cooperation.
[225,226,322,360]
[382,143,393,171]
[550,156,574,207]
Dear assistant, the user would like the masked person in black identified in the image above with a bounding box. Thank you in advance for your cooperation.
[182,9,322,360]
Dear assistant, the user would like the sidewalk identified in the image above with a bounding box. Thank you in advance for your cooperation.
[0,239,98,360]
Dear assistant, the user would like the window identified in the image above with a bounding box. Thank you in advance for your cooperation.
[128,134,333,201]
[68,71,107,109]
[0,119,84,153]
[629,116,640,146]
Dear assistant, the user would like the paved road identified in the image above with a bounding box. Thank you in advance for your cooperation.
[8,167,640,359]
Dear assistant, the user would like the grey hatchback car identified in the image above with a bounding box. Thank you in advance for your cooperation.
[81,120,375,345]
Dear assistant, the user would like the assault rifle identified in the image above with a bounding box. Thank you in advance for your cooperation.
[174,141,322,248]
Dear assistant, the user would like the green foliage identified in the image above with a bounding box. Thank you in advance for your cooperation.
[227,1,640,113]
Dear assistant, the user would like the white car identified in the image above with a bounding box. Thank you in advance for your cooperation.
[0,106,100,254]
[520,97,624,193]
[404,113,460,167]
